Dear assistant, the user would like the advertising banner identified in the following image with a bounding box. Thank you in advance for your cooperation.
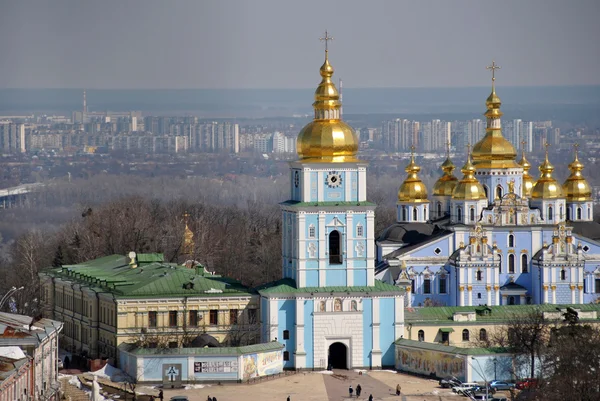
[396,347,464,379]
[242,350,283,380]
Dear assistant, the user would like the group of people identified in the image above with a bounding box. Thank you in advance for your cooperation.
[348,384,374,400]
[206,396,217,401]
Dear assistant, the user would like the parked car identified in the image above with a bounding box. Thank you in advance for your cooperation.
[473,384,494,394]
[169,397,189,401]
[452,382,479,395]
[516,378,538,390]
[470,394,494,401]
[489,380,515,392]
[439,376,462,388]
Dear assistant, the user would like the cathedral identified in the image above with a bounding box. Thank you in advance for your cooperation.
[376,64,600,308]
[258,37,405,370]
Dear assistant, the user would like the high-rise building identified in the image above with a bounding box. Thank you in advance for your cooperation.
[0,122,26,153]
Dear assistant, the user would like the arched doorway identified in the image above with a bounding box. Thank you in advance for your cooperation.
[328,342,348,369]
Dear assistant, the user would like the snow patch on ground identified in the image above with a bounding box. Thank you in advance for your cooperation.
[373,369,398,374]
[313,370,334,375]
[91,364,129,382]
[67,375,82,389]
[184,384,209,390]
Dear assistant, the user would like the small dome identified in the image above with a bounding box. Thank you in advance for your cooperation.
[562,146,592,201]
[519,146,535,197]
[531,149,564,199]
[452,155,487,201]
[398,153,429,202]
[296,51,359,163]
[433,157,459,196]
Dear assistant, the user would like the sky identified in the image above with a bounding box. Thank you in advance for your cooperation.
[0,0,599,89]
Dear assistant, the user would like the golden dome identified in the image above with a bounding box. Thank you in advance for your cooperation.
[398,150,429,203]
[531,145,564,199]
[562,145,592,201]
[297,50,359,163]
[519,142,535,197]
[452,150,487,201]
[433,154,459,197]
[471,66,520,169]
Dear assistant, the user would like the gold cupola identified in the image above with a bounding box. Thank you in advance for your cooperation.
[562,144,592,201]
[452,146,487,200]
[531,144,564,199]
[296,33,359,163]
[519,141,535,197]
[398,147,429,202]
[433,143,459,196]
[471,61,519,169]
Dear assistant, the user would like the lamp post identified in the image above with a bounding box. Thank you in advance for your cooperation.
[0,286,24,310]
[493,358,497,381]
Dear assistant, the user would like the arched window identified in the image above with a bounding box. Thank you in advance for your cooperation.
[423,206,427,221]
[418,330,425,342]
[561,269,566,280]
[308,224,316,238]
[457,207,462,222]
[437,202,442,217]
[329,230,342,264]
[496,186,503,199]
[498,254,502,273]
[476,270,483,281]
[508,234,515,248]
[521,254,528,273]
[423,278,431,294]
[402,206,407,221]
[567,208,571,221]
[508,296,515,305]
[484,185,489,199]
[411,279,416,294]
[413,208,418,221]
[588,208,591,220]
[508,254,515,273]
[470,207,475,222]
[462,329,470,342]
[479,328,487,341]
[577,207,582,220]
[548,206,553,220]
[356,223,363,237]
[560,206,564,219]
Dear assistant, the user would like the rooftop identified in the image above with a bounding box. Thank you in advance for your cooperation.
[405,303,600,324]
[256,278,403,295]
[119,341,283,356]
[41,254,253,298]
[395,338,510,356]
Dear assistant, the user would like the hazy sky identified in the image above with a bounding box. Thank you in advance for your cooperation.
[1,0,598,89]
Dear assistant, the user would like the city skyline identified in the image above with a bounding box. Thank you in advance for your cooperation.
[0,0,599,89]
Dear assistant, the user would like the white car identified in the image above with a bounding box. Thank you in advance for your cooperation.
[452,382,479,394]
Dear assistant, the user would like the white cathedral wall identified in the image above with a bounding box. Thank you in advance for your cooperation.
[312,310,364,369]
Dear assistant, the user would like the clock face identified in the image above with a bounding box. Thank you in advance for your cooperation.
[294,171,299,188]
[326,171,342,188]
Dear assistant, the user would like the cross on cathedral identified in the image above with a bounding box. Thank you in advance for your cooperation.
[320,30,334,52]
[574,142,580,157]
[486,60,501,82]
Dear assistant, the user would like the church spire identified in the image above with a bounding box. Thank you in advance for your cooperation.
[398,146,429,202]
[519,140,535,197]
[563,143,592,201]
[531,143,564,199]
[433,141,459,197]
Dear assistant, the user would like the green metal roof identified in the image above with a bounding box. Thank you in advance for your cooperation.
[280,201,377,208]
[395,339,510,356]
[119,341,284,356]
[255,278,403,295]
[41,254,253,298]
[405,303,600,324]
[439,328,454,333]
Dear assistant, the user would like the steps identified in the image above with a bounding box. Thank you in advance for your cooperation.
[60,377,90,401]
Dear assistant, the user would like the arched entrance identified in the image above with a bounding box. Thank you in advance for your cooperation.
[328,342,348,369]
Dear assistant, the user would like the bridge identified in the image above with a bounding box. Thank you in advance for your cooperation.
[0,183,43,209]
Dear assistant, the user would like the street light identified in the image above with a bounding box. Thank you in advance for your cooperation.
[0,286,25,310]
[493,358,498,381]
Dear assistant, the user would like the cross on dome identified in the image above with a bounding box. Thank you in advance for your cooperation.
[319,30,334,53]
[486,60,501,82]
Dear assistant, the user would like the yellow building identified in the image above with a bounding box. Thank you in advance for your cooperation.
[39,253,259,361]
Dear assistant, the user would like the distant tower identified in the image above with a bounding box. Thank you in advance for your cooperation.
[83,90,87,114]
[339,78,343,117]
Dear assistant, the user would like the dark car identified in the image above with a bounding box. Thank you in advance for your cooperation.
[439,376,462,388]
[489,380,516,391]
[516,378,538,390]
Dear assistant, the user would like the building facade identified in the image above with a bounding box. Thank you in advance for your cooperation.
[258,47,405,371]
[40,254,259,361]
[376,73,600,308]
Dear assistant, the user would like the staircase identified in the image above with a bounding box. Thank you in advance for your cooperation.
[60,377,90,401]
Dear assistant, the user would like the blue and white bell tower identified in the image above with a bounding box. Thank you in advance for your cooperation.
[259,34,405,371]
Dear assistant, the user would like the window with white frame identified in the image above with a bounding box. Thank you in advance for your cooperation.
[356,223,364,237]
[308,224,316,238]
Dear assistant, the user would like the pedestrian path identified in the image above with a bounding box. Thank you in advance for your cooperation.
[322,370,403,401]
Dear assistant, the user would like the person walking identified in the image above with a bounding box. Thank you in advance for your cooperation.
[368,395,373,401]
[356,384,362,397]
[158,390,163,401]
[287,396,291,401]
[349,385,354,398]
[396,383,401,396]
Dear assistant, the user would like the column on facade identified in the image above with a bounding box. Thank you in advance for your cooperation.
[543,285,549,303]
[318,212,326,286]
[366,211,376,286]
[371,297,382,367]
[578,285,584,303]
[467,286,473,306]
[570,285,576,304]
[269,299,279,341]
[551,285,557,304]
[394,296,404,340]
[295,298,306,368]
[346,212,354,286]
[406,286,412,307]
[486,285,492,305]
[317,172,324,201]
[459,286,465,306]
[486,265,492,305]
[298,213,306,287]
